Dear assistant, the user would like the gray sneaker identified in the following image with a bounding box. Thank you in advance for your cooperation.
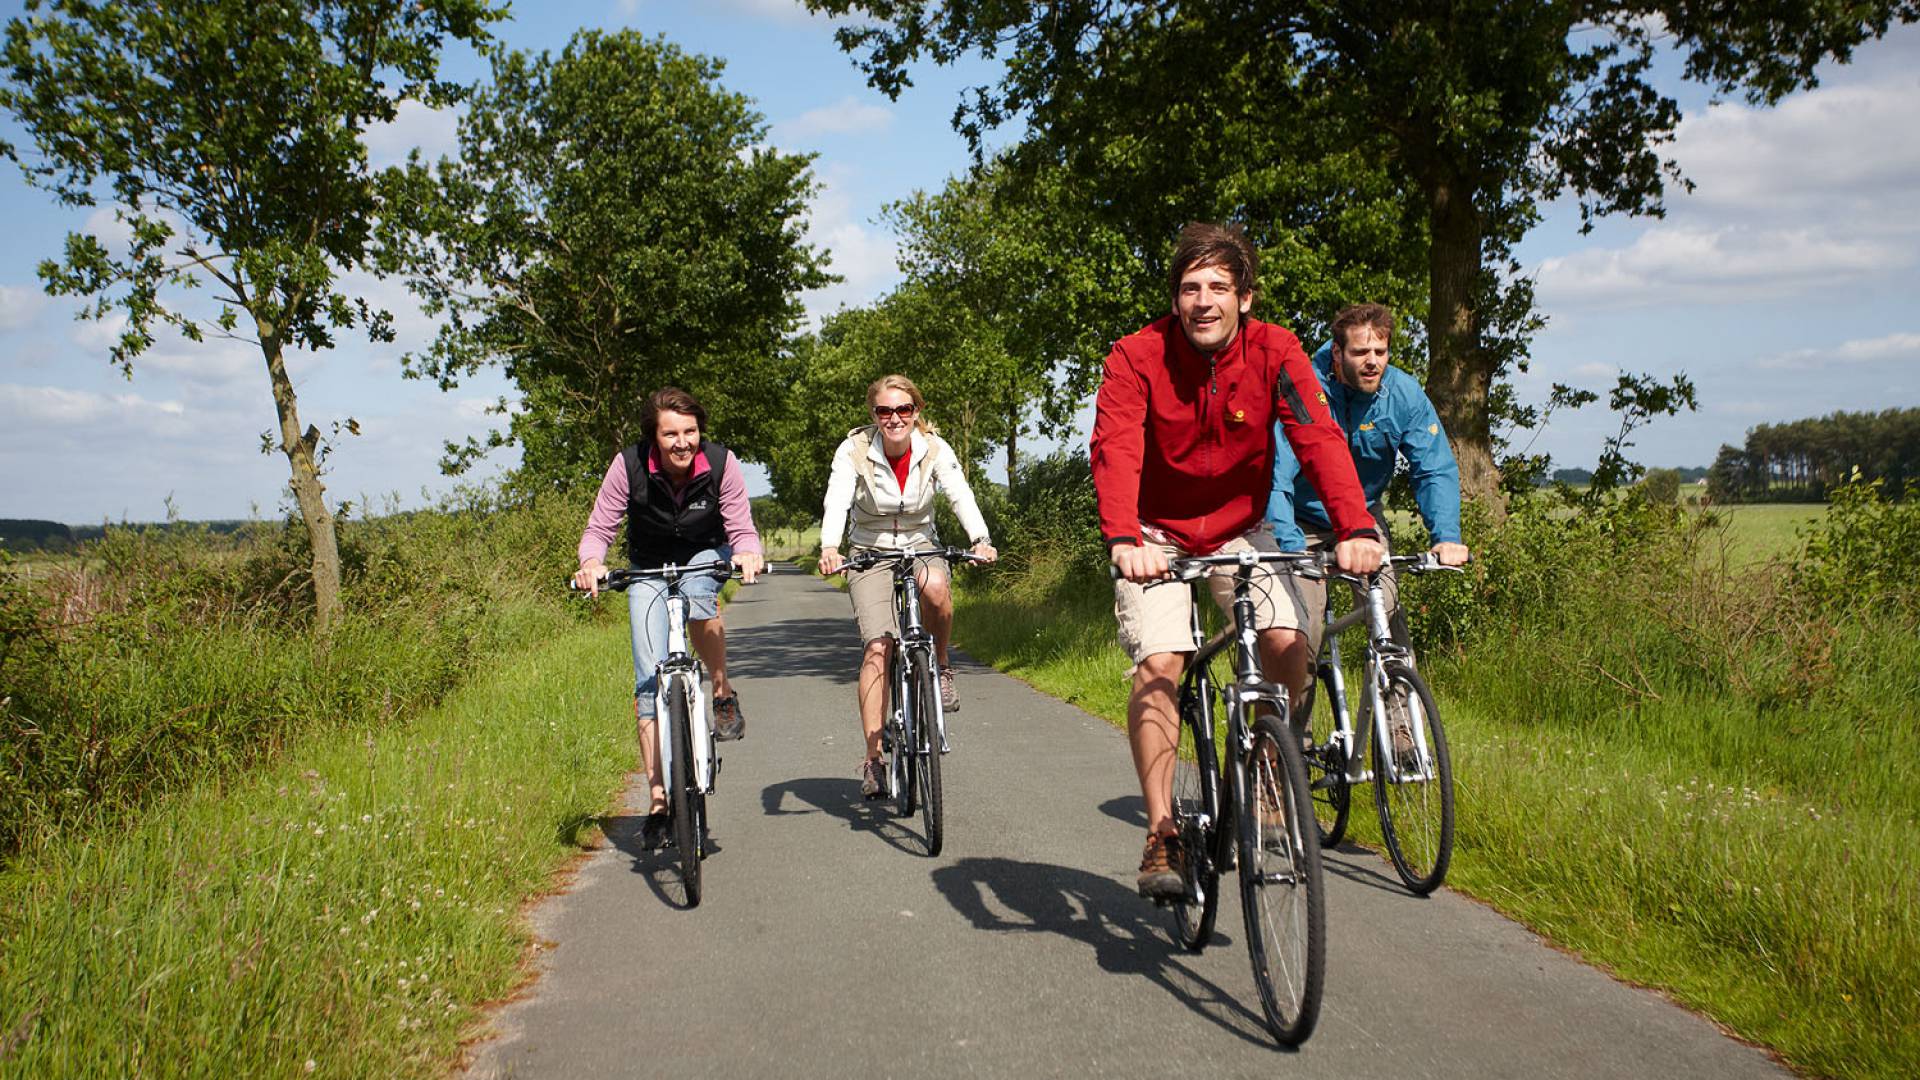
[713,694,745,741]
[939,666,959,712]
[859,756,887,799]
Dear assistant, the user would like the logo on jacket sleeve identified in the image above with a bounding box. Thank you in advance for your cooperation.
[1316,391,1328,406]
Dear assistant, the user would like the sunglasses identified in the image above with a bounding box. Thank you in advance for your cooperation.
[871,403,918,420]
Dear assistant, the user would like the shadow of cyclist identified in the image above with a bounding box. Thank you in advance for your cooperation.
[759,776,929,856]
[931,856,1282,1049]
[599,810,722,910]
[724,616,860,683]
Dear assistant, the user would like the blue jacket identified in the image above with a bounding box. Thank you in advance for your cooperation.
[1267,342,1462,549]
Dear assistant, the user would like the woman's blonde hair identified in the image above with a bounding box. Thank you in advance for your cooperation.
[866,373,936,435]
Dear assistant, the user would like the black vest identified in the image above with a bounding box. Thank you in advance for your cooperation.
[622,440,731,568]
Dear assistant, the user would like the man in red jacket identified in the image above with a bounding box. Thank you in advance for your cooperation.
[1092,222,1385,899]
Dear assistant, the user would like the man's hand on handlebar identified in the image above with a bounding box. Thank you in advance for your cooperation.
[1333,536,1386,575]
[1111,542,1170,583]
[1429,541,1470,567]
[733,551,765,585]
[572,559,609,598]
[817,545,845,577]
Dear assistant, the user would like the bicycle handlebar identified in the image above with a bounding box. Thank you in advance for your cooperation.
[1109,549,1471,584]
[834,546,992,575]
[567,558,738,593]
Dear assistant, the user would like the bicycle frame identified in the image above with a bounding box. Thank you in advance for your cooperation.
[1317,566,1437,785]
[651,580,716,796]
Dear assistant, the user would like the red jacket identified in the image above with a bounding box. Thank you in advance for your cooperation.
[1091,314,1377,554]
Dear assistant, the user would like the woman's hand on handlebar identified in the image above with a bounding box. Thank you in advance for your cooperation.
[970,540,998,564]
[733,551,765,584]
[573,559,609,597]
[818,545,845,577]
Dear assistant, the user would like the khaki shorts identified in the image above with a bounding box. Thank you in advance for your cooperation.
[848,549,951,642]
[1113,532,1309,664]
[1293,525,1398,655]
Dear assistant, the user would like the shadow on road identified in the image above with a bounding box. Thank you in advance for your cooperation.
[725,616,859,684]
[1319,842,1422,895]
[1097,795,1148,830]
[599,811,721,910]
[931,856,1282,1050]
[759,776,931,856]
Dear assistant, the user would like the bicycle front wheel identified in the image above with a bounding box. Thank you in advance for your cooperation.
[667,684,705,908]
[890,650,917,820]
[1169,687,1222,952]
[1237,713,1326,1046]
[914,654,944,856]
[1372,664,1453,895]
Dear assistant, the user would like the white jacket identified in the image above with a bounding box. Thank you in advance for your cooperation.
[819,427,991,551]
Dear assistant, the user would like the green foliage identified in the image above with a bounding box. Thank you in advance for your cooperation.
[1792,472,1920,624]
[392,29,832,489]
[0,493,584,861]
[1708,406,1920,503]
[1640,467,1682,505]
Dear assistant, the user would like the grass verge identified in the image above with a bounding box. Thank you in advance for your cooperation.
[950,578,1918,1080]
[0,610,637,1078]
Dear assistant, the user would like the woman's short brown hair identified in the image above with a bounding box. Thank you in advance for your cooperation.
[641,386,708,442]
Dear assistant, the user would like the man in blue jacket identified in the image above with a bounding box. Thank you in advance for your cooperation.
[1268,303,1469,752]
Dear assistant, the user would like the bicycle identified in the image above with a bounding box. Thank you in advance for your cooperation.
[1122,549,1329,1046]
[1298,552,1462,895]
[836,546,988,857]
[572,558,736,908]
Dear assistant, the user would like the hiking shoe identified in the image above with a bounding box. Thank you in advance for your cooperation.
[639,811,670,851]
[859,756,887,800]
[713,694,746,741]
[1387,689,1418,772]
[1136,832,1187,900]
[939,666,959,712]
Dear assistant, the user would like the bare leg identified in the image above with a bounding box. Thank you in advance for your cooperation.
[1259,627,1312,719]
[858,637,891,758]
[635,697,667,814]
[689,614,731,698]
[921,574,954,668]
[1128,652,1187,837]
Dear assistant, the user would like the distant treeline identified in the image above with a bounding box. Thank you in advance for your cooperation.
[1708,407,1920,503]
[1546,466,1708,487]
[1,519,251,554]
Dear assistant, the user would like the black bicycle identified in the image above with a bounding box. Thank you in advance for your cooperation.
[1125,549,1329,1046]
[572,559,735,907]
[1299,553,1462,895]
[838,547,986,856]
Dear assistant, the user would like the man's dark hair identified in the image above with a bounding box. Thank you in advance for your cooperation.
[1167,222,1257,303]
[1330,303,1395,352]
[641,386,708,441]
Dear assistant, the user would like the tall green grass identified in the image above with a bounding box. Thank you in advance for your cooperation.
[0,616,637,1078]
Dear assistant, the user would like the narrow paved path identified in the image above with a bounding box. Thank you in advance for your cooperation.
[465,570,1783,1079]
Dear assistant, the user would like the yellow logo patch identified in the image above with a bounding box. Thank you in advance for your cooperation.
[1429,423,1439,434]
[1316,391,1328,405]
[1359,423,1374,431]
[1231,409,1246,423]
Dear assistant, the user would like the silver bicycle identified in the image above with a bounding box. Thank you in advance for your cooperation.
[1299,552,1462,895]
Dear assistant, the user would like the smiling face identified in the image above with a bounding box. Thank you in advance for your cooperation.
[1332,325,1391,394]
[1174,262,1251,355]
[652,408,702,480]
[870,387,917,449]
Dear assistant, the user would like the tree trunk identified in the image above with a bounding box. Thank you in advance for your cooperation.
[1421,169,1505,517]
[261,334,342,635]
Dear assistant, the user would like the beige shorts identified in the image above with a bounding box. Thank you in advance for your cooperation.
[1113,532,1309,664]
[1293,524,1398,654]
[848,550,951,642]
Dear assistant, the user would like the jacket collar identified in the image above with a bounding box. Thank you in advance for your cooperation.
[1167,314,1250,372]
[646,441,713,486]
[865,427,926,470]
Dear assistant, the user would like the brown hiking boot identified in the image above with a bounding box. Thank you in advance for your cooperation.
[1136,832,1186,900]
[939,666,959,712]
[859,756,887,799]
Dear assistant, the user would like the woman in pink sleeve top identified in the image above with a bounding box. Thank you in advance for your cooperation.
[571,387,764,846]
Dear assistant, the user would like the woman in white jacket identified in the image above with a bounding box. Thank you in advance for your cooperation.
[817,374,997,798]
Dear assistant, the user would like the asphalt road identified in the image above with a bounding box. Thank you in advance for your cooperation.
[464,569,1785,1079]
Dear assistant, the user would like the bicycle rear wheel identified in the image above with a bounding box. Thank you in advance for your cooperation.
[1169,683,1222,952]
[667,684,705,908]
[1372,663,1453,895]
[1301,666,1351,847]
[914,654,944,856]
[1237,712,1326,1046]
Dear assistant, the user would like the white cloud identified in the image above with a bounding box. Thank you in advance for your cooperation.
[0,382,186,428]
[797,165,901,322]
[1536,225,1904,308]
[770,96,896,143]
[362,100,463,170]
[1757,331,1920,370]
[0,285,48,331]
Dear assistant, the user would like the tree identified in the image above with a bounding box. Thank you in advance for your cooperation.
[392,30,833,491]
[1,0,502,634]
[807,0,1918,509]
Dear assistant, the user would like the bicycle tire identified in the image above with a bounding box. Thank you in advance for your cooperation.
[1237,712,1327,1046]
[1169,683,1222,952]
[667,684,703,908]
[1302,665,1351,848]
[890,649,916,820]
[914,653,944,856]
[1371,663,1454,895]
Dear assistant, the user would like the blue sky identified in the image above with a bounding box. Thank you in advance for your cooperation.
[1,1,1916,523]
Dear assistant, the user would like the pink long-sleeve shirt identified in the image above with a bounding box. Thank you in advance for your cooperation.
[576,443,764,565]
